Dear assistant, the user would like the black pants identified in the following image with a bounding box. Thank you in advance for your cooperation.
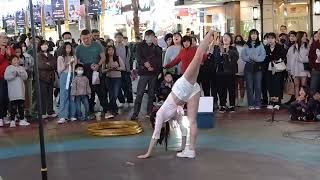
[118,72,134,104]
[267,71,285,104]
[261,71,269,104]
[216,73,236,107]
[132,75,157,117]
[198,71,217,104]
[39,81,55,115]
[0,79,9,119]
[10,100,25,120]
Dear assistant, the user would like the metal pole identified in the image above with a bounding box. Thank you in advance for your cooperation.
[28,0,48,179]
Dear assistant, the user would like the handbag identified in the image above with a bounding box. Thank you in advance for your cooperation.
[285,76,295,95]
[268,59,286,72]
[303,63,311,71]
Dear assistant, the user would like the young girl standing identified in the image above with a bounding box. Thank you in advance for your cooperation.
[4,55,30,127]
[57,42,77,124]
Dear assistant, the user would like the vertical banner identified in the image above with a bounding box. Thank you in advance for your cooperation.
[88,0,102,15]
[34,5,42,24]
[5,15,15,34]
[139,0,150,12]
[51,0,65,20]
[106,0,121,15]
[45,4,55,26]
[16,10,26,26]
[68,0,80,22]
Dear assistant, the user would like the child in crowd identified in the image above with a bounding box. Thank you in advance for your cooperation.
[71,64,91,120]
[4,55,30,127]
[157,73,174,104]
[289,86,311,121]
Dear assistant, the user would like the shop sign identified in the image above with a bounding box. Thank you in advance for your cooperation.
[51,0,65,20]
[88,0,102,15]
[16,10,25,26]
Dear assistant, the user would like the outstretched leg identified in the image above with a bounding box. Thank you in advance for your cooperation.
[183,30,214,85]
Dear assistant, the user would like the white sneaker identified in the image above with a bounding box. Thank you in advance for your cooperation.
[0,119,3,127]
[105,113,114,119]
[48,114,57,118]
[70,118,77,122]
[274,105,280,110]
[128,103,134,107]
[177,148,196,159]
[3,117,10,124]
[255,106,261,110]
[42,115,48,119]
[58,118,67,124]
[10,121,16,128]
[267,105,274,110]
[19,119,30,126]
[248,106,255,110]
[118,103,124,108]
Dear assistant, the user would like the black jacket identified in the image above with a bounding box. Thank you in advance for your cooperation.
[264,43,287,70]
[213,45,239,74]
[136,41,162,76]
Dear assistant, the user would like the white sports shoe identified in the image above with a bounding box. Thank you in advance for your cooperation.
[177,148,196,159]
[274,105,280,110]
[58,118,67,124]
[42,115,48,119]
[105,113,114,119]
[10,121,16,128]
[19,119,30,126]
[70,118,77,122]
[3,117,10,124]
[48,114,57,118]
[267,105,274,110]
[0,119,3,127]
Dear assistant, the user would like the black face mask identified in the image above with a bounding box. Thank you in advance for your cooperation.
[235,41,242,45]
[280,39,286,44]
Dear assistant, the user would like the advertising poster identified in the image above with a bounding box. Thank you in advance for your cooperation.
[88,0,102,15]
[68,0,80,22]
[45,4,55,26]
[16,10,26,26]
[139,0,150,12]
[106,0,121,15]
[34,5,42,24]
[51,0,65,20]
[5,15,15,34]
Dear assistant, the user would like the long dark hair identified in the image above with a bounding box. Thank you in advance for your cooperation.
[37,40,48,53]
[150,110,170,151]
[294,31,308,52]
[106,45,119,64]
[246,29,261,48]
[234,35,246,46]
[62,42,74,57]
[181,35,192,48]
[223,33,233,46]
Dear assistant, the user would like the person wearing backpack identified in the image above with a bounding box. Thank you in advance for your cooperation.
[114,32,134,107]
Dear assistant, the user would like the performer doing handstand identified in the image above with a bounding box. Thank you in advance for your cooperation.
[137,30,214,159]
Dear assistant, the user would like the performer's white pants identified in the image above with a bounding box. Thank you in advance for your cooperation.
[172,75,201,102]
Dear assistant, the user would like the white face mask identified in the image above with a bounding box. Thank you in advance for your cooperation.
[41,45,48,51]
[145,36,153,44]
[22,47,27,53]
[64,39,72,43]
[263,39,268,45]
[76,70,84,76]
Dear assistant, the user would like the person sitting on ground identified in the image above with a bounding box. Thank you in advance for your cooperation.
[289,86,311,121]
[306,91,320,121]
[137,30,214,159]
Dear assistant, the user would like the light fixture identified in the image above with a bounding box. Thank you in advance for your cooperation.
[315,0,320,15]
[253,6,259,20]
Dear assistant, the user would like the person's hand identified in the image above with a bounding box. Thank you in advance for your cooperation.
[70,57,75,64]
[137,153,151,159]
[144,62,151,68]
[91,64,99,71]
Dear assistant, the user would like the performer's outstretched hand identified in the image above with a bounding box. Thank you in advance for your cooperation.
[137,153,151,159]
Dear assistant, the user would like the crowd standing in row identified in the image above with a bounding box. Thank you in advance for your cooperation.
[1,25,320,128]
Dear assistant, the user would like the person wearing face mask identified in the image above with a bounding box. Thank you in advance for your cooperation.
[131,30,163,120]
[71,64,91,120]
[234,35,246,106]
[14,44,34,116]
[54,32,74,58]
[37,40,57,119]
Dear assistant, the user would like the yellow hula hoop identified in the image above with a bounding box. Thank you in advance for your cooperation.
[87,121,143,136]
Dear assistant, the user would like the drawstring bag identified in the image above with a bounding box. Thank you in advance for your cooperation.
[92,71,100,85]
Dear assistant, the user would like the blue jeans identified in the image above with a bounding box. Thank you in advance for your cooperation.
[106,77,122,113]
[58,72,76,119]
[245,67,262,107]
[118,72,134,103]
[74,95,89,120]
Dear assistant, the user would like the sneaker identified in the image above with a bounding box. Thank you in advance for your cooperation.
[228,106,235,113]
[274,105,280,110]
[9,121,16,128]
[0,119,3,127]
[105,113,115,119]
[248,106,255,111]
[118,103,124,108]
[267,105,274,110]
[130,115,138,121]
[3,117,10,124]
[255,106,261,110]
[70,118,77,122]
[145,115,150,119]
[128,103,134,107]
[57,118,67,124]
[177,148,196,159]
[218,106,227,113]
[19,119,30,126]
[48,114,57,118]
[42,115,48,119]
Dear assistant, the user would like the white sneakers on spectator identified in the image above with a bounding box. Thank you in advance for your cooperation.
[0,119,3,127]
[70,118,77,122]
[267,105,273,110]
[118,103,124,108]
[177,148,196,158]
[267,105,280,110]
[274,105,280,110]
[10,121,16,128]
[58,118,67,124]
[248,106,255,110]
[105,112,114,119]
[19,119,30,126]
[42,115,48,119]
[42,114,57,119]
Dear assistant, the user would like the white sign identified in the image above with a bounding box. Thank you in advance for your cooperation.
[198,97,213,113]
